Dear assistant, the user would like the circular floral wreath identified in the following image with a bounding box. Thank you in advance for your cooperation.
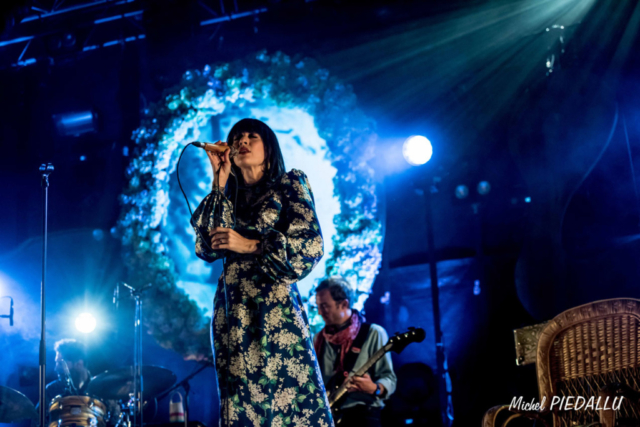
[117,50,383,359]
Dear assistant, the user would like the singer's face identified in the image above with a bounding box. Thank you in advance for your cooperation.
[232,132,265,170]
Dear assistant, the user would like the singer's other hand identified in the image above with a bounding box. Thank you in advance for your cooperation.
[209,227,262,254]
[206,141,232,188]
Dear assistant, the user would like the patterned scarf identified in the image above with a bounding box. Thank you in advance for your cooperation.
[314,311,361,374]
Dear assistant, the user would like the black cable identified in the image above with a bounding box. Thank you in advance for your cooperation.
[176,142,238,426]
[177,143,215,253]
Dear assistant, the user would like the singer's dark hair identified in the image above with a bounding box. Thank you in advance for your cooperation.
[54,338,86,364]
[226,118,286,190]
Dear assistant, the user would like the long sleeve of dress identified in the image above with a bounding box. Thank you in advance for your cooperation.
[257,170,324,284]
[191,187,235,263]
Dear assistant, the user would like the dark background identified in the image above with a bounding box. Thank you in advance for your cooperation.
[1,0,640,425]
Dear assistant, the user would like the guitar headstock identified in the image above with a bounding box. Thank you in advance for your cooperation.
[386,327,426,354]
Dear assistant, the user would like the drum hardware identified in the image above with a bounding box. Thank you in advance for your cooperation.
[87,366,176,402]
[88,365,174,427]
[0,385,38,423]
[48,395,107,427]
[156,362,213,427]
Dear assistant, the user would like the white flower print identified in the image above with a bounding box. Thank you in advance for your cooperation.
[272,387,297,412]
[247,380,267,404]
[273,330,299,350]
[284,356,310,387]
[245,339,264,374]
[264,353,283,381]
[266,283,291,305]
[264,306,285,333]
[232,303,251,328]
[229,354,246,378]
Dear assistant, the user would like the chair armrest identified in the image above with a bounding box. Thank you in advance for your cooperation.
[597,382,640,427]
[482,404,552,427]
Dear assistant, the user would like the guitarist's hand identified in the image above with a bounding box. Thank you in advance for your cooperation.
[346,373,382,395]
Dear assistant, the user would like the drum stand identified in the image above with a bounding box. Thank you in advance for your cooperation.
[38,163,54,427]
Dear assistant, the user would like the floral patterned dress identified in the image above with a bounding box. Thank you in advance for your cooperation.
[192,169,334,427]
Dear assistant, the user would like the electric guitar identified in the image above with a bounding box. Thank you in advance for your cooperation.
[327,327,426,424]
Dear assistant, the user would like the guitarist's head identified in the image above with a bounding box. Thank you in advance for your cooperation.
[315,276,355,326]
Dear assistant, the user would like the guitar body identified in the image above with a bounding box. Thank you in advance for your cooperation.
[327,375,375,424]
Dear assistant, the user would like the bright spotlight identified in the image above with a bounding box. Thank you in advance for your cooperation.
[75,313,96,333]
[402,135,433,166]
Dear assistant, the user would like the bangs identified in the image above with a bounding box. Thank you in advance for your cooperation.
[227,118,270,143]
[225,117,286,187]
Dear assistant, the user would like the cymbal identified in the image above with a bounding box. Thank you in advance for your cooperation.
[0,386,37,423]
[87,366,176,401]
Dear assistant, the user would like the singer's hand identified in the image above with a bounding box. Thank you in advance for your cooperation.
[209,227,261,254]
[206,141,232,189]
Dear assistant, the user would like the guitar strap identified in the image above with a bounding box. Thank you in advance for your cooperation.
[337,323,371,375]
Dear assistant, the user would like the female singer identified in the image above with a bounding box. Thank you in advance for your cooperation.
[192,118,334,427]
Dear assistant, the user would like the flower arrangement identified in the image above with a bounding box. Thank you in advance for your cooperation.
[117,50,382,358]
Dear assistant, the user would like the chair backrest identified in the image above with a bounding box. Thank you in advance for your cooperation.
[536,298,640,427]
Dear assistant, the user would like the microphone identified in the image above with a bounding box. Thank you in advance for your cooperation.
[192,142,238,157]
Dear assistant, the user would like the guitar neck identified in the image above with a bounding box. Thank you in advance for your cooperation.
[328,327,425,411]
[351,345,389,377]
[328,343,391,407]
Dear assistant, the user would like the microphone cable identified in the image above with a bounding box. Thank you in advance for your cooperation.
[176,142,237,425]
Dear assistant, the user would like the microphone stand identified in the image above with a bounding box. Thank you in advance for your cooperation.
[38,163,54,427]
[423,175,454,427]
[123,283,152,427]
[0,296,14,326]
[156,362,213,427]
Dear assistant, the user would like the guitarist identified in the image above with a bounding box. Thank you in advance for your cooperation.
[313,276,397,427]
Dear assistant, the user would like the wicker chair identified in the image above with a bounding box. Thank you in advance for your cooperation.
[483,298,640,427]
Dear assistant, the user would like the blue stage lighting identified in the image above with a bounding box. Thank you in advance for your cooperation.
[75,313,96,333]
[477,181,491,195]
[455,185,469,199]
[53,110,97,137]
[402,135,432,166]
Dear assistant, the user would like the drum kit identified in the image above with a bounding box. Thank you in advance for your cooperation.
[0,166,209,427]
[0,366,178,427]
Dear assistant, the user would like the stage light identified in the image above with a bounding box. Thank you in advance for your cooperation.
[402,135,432,166]
[525,197,531,203]
[477,181,491,195]
[75,313,96,333]
[53,110,97,137]
[455,185,469,199]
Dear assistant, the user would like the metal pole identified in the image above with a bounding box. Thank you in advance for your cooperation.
[39,163,54,427]
[138,297,143,427]
[183,382,190,427]
[425,178,452,427]
[133,295,143,427]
